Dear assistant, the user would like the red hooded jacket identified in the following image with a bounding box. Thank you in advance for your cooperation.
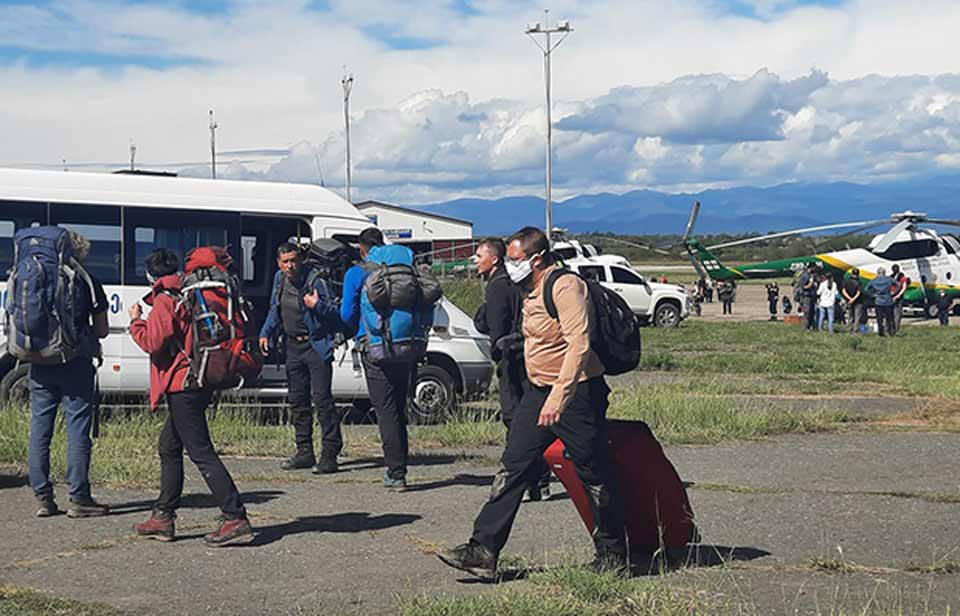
[129,274,192,409]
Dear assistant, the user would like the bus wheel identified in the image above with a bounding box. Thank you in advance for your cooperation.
[0,364,30,406]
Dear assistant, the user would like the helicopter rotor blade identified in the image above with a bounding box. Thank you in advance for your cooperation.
[871,218,914,254]
[926,218,960,227]
[706,219,891,251]
[599,236,674,256]
[683,201,701,241]
[810,222,891,250]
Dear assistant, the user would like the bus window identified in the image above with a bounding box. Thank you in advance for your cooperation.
[133,224,230,283]
[51,204,122,285]
[0,201,47,280]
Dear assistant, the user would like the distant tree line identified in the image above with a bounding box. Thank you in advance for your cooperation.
[579,233,874,263]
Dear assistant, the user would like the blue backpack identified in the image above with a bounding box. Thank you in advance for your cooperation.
[360,245,440,364]
[5,226,95,365]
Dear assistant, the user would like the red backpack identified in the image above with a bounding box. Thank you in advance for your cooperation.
[179,247,262,390]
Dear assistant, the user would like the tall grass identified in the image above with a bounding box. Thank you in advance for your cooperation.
[608,384,856,445]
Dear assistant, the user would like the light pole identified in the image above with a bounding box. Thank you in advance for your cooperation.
[342,69,354,203]
[209,109,218,179]
[525,9,572,244]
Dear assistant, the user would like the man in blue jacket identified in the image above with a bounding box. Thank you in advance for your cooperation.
[260,242,342,473]
[341,227,422,491]
[866,266,896,337]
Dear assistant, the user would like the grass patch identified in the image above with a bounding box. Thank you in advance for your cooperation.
[400,567,709,616]
[642,320,960,398]
[608,384,857,445]
[0,585,125,616]
[439,277,484,317]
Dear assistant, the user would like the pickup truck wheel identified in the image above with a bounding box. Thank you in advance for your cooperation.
[654,302,681,328]
[0,364,30,405]
[409,365,455,425]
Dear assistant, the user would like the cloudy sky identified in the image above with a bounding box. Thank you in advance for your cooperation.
[3,0,960,203]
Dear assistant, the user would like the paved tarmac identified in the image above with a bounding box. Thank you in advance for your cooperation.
[2,427,959,614]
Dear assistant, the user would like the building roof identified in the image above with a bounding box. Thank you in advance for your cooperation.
[0,168,370,224]
[355,200,473,227]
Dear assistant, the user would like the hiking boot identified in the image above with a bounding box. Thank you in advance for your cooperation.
[281,453,316,470]
[35,494,60,518]
[312,458,338,475]
[134,512,175,542]
[67,497,109,518]
[204,516,254,547]
[383,471,407,491]
[437,541,497,580]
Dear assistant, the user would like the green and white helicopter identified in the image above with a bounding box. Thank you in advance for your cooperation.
[671,202,960,318]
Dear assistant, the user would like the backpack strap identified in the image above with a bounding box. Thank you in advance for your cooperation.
[543,268,580,321]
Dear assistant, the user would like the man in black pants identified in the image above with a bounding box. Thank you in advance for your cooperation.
[340,228,420,490]
[800,264,818,330]
[438,226,626,579]
[260,243,342,474]
[472,237,551,502]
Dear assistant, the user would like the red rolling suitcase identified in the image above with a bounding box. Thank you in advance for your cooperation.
[544,419,698,553]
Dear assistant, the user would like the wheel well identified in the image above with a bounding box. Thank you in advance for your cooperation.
[423,352,463,395]
[655,298,682,313]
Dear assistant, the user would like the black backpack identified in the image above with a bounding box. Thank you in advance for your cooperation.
[544,269,641,376]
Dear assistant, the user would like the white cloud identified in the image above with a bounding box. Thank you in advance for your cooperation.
[4,0,960,202]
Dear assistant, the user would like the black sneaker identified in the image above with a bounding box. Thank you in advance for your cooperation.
[437,541,498,580]
[35,495,60,518]
[67,497,109,518]
[524,483,551,502]
[312,458,338,475]
[280,453,316,471]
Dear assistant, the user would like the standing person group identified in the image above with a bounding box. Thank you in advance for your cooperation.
[439,226,626,579]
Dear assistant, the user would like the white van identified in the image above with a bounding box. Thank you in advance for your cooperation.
[0,169,493,422]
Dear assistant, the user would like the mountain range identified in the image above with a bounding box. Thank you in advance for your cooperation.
[409,176,960,236]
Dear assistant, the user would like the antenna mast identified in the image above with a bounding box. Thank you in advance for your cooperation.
[341,68,354,203]
[209,109,218,179]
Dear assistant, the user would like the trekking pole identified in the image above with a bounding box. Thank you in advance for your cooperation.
[91,358,102,439]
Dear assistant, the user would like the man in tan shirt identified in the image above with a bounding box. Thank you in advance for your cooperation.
[438,227,626,579]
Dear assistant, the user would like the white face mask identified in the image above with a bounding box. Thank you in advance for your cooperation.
[505,251,542,284]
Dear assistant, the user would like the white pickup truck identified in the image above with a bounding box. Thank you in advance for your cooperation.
[565,257,690,328]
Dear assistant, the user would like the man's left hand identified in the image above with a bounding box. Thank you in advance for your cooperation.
[538,405,561,427]
[303,289,319,309]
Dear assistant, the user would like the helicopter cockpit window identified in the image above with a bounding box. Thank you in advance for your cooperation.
[874,239,939,261]
[942,235,960,255]
[554,247,577,260]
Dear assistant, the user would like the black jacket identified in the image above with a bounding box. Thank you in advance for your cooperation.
[473,265,524,363]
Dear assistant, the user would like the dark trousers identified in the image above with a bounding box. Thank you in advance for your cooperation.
[722,300,733,314]
[848,302,865,333]
[939,309,950,326]
[803,296,817,329]
[471,377,626,558]
[876,305,896,337]
[156,389,245,519]
[497,357,550,491]
[363,355,413,480]
[768,299,778,317]
[286,339,340,461]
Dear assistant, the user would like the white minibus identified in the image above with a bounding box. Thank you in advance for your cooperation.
[0,168,493,422]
